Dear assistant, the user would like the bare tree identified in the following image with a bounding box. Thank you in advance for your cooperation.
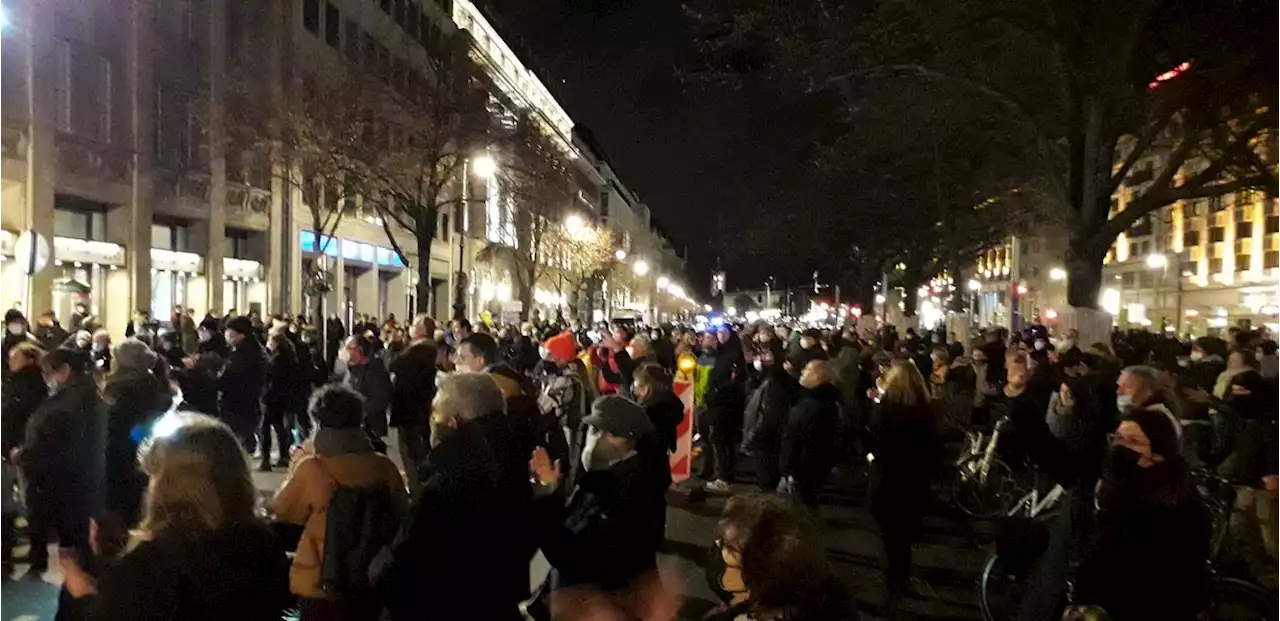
[362,33,508,316]
[476,115,579,321]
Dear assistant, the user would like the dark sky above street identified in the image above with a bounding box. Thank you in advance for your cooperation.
[484,0,761,294]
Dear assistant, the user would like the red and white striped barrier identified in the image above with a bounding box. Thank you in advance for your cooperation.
[670,378,694,482]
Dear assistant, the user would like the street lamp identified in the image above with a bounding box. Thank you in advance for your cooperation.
[454,153,497,320]
[471,154,497,179]
[564,214,585,236]
[967,279,982,291]
[1049,267,1067,281]
[656,276,670,291]
[614,249,627,261]
[633,259,649,276]
[1145,254,1168,269]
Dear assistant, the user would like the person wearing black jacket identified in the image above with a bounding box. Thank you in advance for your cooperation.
[102,340,172,527]
[632,363,684,454]
[18,347,105,572]
[741,338,798,492]
[389,315,439,493]
[3,308,35,378]
[34,311,70,353]
[527,396,671,619]
[375,373,530,621]
[3,341,45,569]
[867,359,943,610]
[779,360,842,510]
[219,316,268,452]
[343,335,392,453]
[701,326,747,493]
[260,333,303,471]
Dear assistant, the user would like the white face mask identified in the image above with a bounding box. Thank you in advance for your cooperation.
[1034,341,1046,351]
[224,330,236,344]
[92,342,105,353]
[1189,351,1204,361]
[753,359,764,372]
[580,427,615,472]
[7,323,23,336]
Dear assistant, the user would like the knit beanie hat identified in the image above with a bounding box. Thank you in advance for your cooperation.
[542,330,577,364]
[1122,407,1181,460]
[114,338,158,373]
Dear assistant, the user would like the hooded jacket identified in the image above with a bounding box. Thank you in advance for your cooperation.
[779,383,843,483]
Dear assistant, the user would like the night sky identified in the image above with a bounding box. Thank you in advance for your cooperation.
[483,0,764,295]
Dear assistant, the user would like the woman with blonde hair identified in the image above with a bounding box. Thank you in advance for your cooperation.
[867,359,943,613]
[60,414,291,621]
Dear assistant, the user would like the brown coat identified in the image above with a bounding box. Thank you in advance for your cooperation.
[272,449,407,598]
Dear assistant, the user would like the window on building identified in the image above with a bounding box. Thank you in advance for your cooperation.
[224,232,250,259]
[97,56,112,143]
[303,0,320,35]
[1234,255,1250,272]
[324,3,340,47]
[151,224,189,251]
[440,213,451,240]
[344,20,360,61]
[1266,252,1280,270]
[1209,227,1225,243]
[1209,258,1224,274]
[54,208,107,240]
[1209,196,1225,212]
[1238,221,1253,238]
[485,175,517,247]
[54,38,72,133]
[1267,215,1280,235]
[1183,230,1200,247]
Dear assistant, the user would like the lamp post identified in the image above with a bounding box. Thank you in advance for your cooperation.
[454,154,495,321]
[1146,252,1188,336]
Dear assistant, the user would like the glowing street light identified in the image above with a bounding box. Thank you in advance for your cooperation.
[1049,267,1067,281]
[614,249,627,261]
[471,154,497,178]
[564,214,585,236]
[669,285,684,298]
[967,279,982,291]
[656,276,670,290]
[1145,254,1168,269]
[633,259,650,276]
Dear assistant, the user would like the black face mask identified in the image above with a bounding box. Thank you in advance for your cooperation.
[1105,444,1143,479]
[704,542,747,604]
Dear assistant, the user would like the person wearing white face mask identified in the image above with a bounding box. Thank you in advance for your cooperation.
[527,395,670,617]
[2,309,35,379]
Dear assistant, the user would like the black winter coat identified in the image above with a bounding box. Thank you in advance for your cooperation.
[75,521,291,621]
[703,336,746,426]
[1075,467,1209,621]
[538,451,669,592]
[389,339,437,428]
[867,400,943,523]
[218,339,267,424]
[346,361,392,437]
[262,349,306,415]
[21,373,106,518]
[2,365,46,455]
[741,369,797,454]
[642,390,686,453]
[103,372,171,526]
[375,418,527,621]
[779,384,842,483]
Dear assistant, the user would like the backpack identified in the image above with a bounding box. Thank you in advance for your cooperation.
[319,480,399,597]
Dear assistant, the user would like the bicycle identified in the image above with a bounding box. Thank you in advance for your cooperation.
[977,469,1278,621]
[950,417,1056,519]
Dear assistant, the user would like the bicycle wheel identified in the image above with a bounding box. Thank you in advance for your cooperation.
[1205,576,1277,621]
[979,553,1026,621]
[952,454,1024,519]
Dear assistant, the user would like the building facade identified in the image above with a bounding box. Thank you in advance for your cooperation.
[1,0,693,336]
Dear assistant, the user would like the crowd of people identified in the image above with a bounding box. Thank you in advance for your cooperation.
[1,300,1276,620]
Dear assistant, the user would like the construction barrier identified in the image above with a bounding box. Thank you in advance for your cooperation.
[670,377,694,482]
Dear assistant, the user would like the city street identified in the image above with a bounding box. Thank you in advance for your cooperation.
[2,464,991,621]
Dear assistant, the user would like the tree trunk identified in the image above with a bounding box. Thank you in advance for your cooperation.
[852,269,878,311]
[903,285,919,318]
[415,231,433,314]
[518,281,534,322]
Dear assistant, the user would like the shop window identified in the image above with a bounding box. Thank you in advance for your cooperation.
[303,0,320,35]
[225,232,250,259]
[324,3,340,48]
